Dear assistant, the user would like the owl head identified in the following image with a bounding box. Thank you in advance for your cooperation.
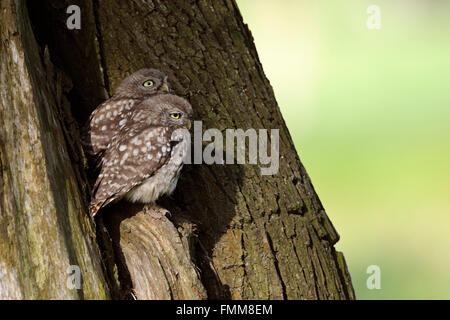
[114,68,170,98]
[130,94,193,131]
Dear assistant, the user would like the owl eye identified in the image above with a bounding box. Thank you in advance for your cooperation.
[169,112,182,119]
[143,80,154,87]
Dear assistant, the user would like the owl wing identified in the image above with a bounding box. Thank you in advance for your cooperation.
[90,125,173,216]
[82,98,137,158]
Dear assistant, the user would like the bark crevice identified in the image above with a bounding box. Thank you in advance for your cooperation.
[92,0,111,97]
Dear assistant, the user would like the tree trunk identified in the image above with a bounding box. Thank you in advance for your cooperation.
[0,0,109,299]
[0,0,355,300]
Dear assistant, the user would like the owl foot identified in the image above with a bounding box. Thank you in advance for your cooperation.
[143,205,171,220]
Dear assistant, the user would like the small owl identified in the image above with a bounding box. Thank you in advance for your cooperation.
[82,68,170,161]
[89,94,193,217]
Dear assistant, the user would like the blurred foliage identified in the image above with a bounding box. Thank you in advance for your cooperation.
[237,0,450,299]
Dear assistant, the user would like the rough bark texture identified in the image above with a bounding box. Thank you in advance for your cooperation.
[0,0,109,299]
[0,0,355,300]
[103,203,206,300]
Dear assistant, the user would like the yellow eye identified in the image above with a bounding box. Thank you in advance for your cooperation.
[170,112,182,119]
[143,80,154,87]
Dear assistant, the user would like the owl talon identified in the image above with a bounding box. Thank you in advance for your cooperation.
[143,205,171,220]
[163,209,172,218]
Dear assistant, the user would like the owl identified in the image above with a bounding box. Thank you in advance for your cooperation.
[89,94,193,217]
[82,68,170,161]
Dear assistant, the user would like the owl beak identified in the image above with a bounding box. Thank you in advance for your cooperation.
[161,83,170,93]
[186,120,192,130]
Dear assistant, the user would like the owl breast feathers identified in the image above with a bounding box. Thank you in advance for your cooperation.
[82,68,170,159]
[89,94,193,217]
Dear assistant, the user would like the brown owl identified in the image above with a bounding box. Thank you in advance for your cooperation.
[89,94,193,217]
[82,68,170,161]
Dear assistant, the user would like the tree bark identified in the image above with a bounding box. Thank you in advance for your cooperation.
[0,0,109,299]
[0,0,355,300]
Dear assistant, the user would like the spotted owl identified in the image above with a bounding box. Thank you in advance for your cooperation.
[82,68,170,161]
[89,94,193,217]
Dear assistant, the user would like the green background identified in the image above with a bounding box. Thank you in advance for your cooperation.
[237,0,450,299]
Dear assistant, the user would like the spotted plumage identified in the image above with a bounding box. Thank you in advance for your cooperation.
[82,68,170,160]
[89,94,193,217]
